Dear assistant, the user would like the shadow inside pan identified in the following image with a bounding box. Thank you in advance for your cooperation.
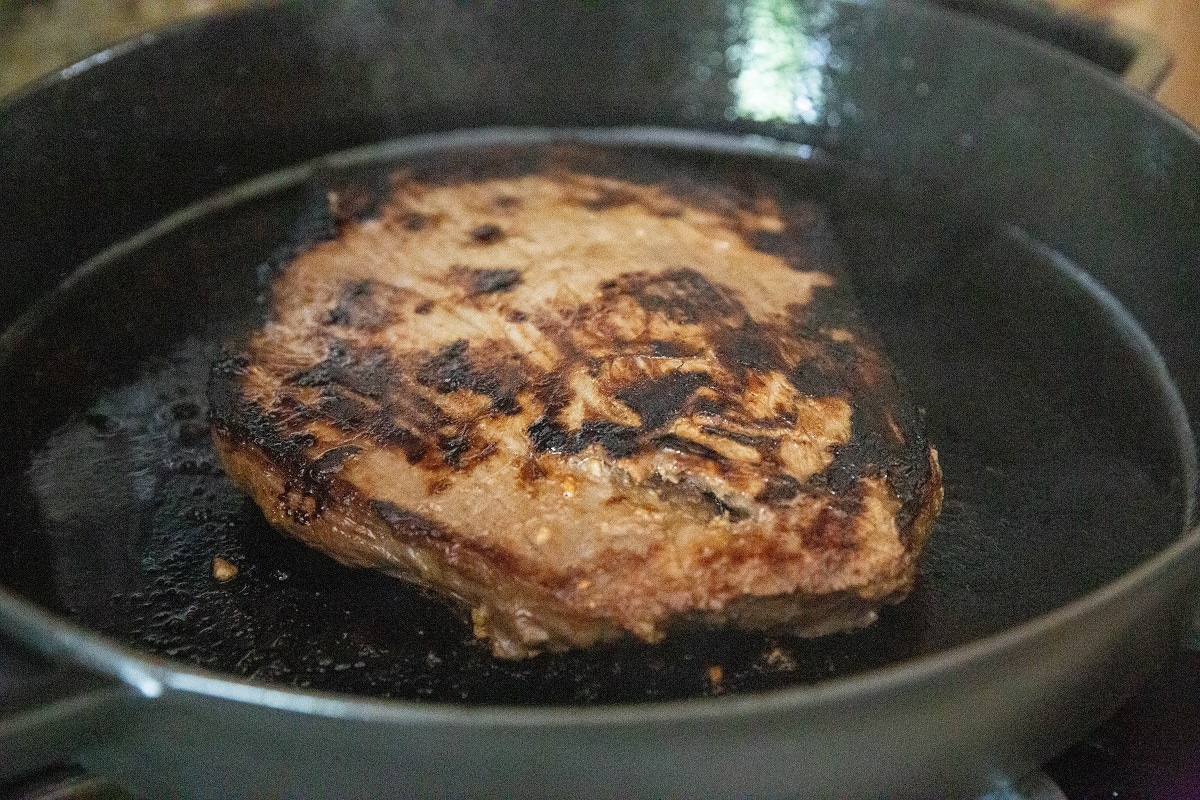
[0,130,1191,705]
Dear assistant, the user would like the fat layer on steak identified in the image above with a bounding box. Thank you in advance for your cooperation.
[209,149,943,658]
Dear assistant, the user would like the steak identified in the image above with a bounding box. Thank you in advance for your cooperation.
[209,149,943,658]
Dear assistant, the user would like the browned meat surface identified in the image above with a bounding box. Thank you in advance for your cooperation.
[209,150,943,658]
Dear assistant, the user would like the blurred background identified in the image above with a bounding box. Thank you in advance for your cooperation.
[0,0,249,96]
[1078,0,1200,126]
[1,0,1198,129]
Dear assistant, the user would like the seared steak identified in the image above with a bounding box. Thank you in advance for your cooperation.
[209,149,943,658]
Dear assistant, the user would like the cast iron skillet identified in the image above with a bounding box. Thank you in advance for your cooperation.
[1,2,1199,797]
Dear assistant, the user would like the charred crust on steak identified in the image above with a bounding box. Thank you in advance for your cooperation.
[416,339,523,416]
[325,280,401,331]
[581,185,639,211]
[305,444,362,481]
[614,371,713,431]
[651,433,727,463]
[398,210,431,231]
[468,223,506,245]
[458,267,523,295]
[210,146,944,658]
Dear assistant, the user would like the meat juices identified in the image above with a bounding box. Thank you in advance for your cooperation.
[209,150,943,658]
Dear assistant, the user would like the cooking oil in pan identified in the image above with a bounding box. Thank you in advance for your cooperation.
[0,128,1191,705]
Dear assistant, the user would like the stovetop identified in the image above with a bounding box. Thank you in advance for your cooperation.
[3,640,1197,799]
[1043,640,1200,800]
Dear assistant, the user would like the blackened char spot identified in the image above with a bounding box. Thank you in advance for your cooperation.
[292,364,336,389]
[707,492,750,522]
[273,395,317,423]
[816,418,900,496]
[616,371,711,431]
[823,406,929,501]
[652,434,725,462]
[416,340,521,414]
[647,339,699,358]
[699,425,773,449]
[367,424,424,463]
[326,280,396,330]
[469,268,522,295]
[313,391,427,464]
[209,355,311,471]
[344,352,395,400]
[691,396,727,417]
[631,269,744,325]
[788,360,845,397]
[649,475,750,521]
[307,445,363,481]
[527,417,641,459]
[712,322,785,380]
[578,420,641,459]
[527,416,577,455]
[289,343,393,400]
[582,186,637,211]
[469,224,505,244]
[400,211,429,231]
[316,392,372,429]
[756,473,803,504]
[293,432,318,448]
[439,432,471,467]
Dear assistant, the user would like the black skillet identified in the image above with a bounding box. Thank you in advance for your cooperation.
[1,2,1199,797]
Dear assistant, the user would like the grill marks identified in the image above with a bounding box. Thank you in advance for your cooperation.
[416,339,524,416]
[273,336,518,476]
[616,371,713,431]
[226,252,913,518]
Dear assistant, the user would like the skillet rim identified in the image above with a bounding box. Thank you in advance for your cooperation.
[0,520,1197,726]
[1,0,1199,729]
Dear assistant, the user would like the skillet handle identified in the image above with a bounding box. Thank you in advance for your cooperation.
[0,633,131,785]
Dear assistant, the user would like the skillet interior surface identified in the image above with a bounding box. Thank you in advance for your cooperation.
[0,131,1191,706]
